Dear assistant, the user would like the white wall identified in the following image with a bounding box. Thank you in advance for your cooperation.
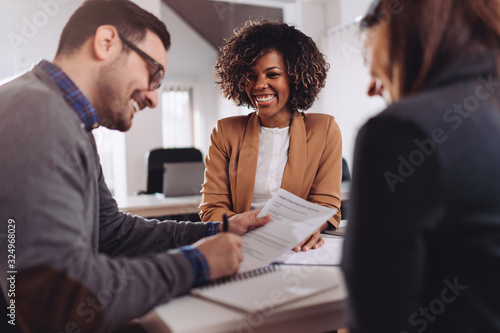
[295,0,327,42]
[339,0,373,24]
[277,0,382,170]
[288,0,385,171]
[0,0,82,79]
[160,2,219,154]
[325,0,342,28]
[291,1,333,115]
[123,0,163,195]
[329,0,385,170]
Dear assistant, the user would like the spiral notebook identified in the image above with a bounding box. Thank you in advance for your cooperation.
[190,265,338,313]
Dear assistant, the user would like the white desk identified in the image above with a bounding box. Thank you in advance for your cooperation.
[138,266,347,333]
[139,234,347,332]
[115,194,202,217]
[116,181,350,218]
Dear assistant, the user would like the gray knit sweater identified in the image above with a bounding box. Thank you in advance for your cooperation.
[0,66,208,332]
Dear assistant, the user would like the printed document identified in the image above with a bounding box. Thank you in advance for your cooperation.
[239,188,336,272]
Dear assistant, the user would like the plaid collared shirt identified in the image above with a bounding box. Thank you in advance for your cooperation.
[38,60,99,132]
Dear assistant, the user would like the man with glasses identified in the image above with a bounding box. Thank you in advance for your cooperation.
[0,1,269,332]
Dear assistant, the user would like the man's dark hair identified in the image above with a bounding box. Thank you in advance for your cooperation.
[56,0,170,56]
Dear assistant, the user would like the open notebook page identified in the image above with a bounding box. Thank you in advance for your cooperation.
[191,265,338,313]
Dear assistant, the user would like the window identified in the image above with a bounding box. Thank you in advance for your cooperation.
[161,86,194,148]
[93,127,127,198]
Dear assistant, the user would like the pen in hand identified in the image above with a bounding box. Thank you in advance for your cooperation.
[222,212,229,232]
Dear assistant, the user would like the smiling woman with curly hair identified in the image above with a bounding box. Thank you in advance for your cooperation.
[200,20,343,252]
[215,20,329,112]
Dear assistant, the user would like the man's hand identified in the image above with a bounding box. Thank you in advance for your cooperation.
[194,233,243,279]
[194,211,269,280]
[224,210,270,235]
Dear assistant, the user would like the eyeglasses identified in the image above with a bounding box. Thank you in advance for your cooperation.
[119,33,164,90]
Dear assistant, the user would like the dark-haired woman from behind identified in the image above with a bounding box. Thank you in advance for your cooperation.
[342,1,500,332]
[199,20,343,252]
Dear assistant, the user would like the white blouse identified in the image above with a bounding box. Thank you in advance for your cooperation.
[250,126,290,211]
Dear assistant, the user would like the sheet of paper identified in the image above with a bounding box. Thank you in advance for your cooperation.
[239,188,336,272]
[273,237,344,266]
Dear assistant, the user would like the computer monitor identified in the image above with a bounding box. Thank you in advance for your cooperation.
[162,161,205,197]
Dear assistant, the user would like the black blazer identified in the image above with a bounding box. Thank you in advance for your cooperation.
[342,49,500,333]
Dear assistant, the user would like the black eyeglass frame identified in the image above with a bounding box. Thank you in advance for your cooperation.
[118,33,164,90]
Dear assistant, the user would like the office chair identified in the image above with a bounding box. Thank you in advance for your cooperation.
[342,157,351,182]
[341,157,351,220]
[141,147,203,195]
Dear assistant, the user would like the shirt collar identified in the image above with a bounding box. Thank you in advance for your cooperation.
[38,60,99,132]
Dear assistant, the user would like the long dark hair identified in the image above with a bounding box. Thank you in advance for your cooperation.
[361,0,500,98]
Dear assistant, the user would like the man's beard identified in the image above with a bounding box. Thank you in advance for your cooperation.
[96,60,132,132]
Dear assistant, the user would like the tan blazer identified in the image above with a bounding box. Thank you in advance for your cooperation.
[199,112,342,227]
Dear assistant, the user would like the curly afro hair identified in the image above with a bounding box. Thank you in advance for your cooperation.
[215,20,330,112]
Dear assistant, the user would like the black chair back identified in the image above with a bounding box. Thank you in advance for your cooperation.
[145,148,203,194]
[342,157,351,182]
[340,157,351,220]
